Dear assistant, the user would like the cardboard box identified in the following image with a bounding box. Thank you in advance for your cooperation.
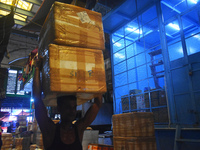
[42,44,107,106]
[112,112,155,137]
[39,2,105,52]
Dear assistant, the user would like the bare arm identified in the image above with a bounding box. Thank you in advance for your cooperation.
[32,58,55,149]
[76,94,102,132]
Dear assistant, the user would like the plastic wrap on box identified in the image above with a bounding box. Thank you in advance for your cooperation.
[39,2,105,52]
[42,44,107,106]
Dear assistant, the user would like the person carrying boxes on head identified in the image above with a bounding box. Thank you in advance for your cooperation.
[33,57,102,150]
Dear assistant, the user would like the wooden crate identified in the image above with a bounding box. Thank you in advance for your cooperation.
[113,136,157,150]
[112,112,155,137]
[39,1,105,52]
[42,44,107,106]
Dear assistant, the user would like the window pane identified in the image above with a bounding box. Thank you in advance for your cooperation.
[128,69,137,83]
[127,57,136,70]
[142,6,157,25]
[138,79,148,93]
[146,47,162,63]
[185,33,200,55]
[115,72,128,88]
[137,65,147,81]
[126,44,134,59]
[168,41,183,61]
[124,19,138,36]
[16,71,24,95]
[113,48,126,65]
[135,52,146,66]
[7,70,17,94]
[112,38,125,53]
[114,61,127,75]
[115,85,129,99]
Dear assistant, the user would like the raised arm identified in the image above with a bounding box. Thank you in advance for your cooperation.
[32,58,55,149]
[76,94,102,132]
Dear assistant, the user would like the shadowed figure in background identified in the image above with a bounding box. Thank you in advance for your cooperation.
[33,58,102,150]
[0,6,15,65]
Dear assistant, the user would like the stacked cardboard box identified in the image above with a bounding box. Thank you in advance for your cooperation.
[38,2,106,106]
[112,112,157,150]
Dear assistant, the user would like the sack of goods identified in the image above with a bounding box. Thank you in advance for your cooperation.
[38,1,107,106]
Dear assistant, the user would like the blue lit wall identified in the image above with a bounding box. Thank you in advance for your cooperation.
[110,0,200,125]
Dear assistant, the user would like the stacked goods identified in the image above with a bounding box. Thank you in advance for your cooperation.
[143,90,168,123]
[36,133,43,149]
[88,143,113,150]
[1,133,13,150]
[113,137,156,150]
[112,112,157,150]
[30,144,43,150]
[15,138,23,150]
[39,2,106,106]
[0,68,8,99]
[42,44,106,106]
[39,2,105,52]
[35,125,43,150]
[17,115,27,126]
[121,90,142,112]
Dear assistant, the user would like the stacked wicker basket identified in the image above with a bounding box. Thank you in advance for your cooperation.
[1,133,13,150]
[15,138,23,150]
[112,112,157,150]
[38,1,106,106]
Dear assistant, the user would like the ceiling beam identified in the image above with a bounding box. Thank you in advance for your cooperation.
[25,0,42,6]
[14,20,27,26]
[11,29,39,39]
[0,2,35,17]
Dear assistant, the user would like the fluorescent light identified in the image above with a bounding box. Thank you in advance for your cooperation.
[114,53,125,59]
[190,0,198,4]
[9,70,17,74]
[126,27,142,34]
[168,23,180,30]
[30,98,34,102]
[114,42,122,47]
[193,34,200,39]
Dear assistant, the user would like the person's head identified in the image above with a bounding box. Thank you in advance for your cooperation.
[57,95,77,123]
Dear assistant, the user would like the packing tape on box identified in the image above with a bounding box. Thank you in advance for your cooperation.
[49,44,106,93]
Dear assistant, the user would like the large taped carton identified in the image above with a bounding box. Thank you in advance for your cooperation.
[42,44,107,106]
[39,2,105,52]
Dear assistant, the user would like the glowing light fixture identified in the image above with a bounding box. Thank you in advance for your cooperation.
[115,42,122,47]
[9,69,17,74]
[30,98,34,102]
[168,23,180,30]
[0,0,33,21]
[190,0,198,4]
[114,53,125,59]
[126,27,142,34]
